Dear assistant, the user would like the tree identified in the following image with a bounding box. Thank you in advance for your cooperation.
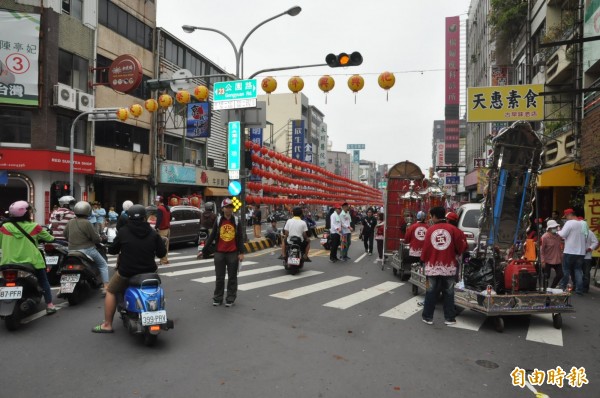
[488,0,528,43]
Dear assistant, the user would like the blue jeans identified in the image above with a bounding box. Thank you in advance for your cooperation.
[33,268,53,304]
[422,275,456,321]
[341,232,351,258]
[559,253,584,294]
[79,247,109,283]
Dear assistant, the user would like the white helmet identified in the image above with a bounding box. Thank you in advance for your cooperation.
[122,200,134,211]
[73,201,92,217]
[59,195,76,208]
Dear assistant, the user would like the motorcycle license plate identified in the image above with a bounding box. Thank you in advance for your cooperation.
[141,310,167,326]
[288,257,301,266]
[0,286,23,300]
[60,282,77,294]
[45,256,59,265]
[60,274,80,283]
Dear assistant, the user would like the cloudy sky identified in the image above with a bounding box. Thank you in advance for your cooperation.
[157,0,471,173]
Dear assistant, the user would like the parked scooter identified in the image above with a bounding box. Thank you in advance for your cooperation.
[283,236,304,275]
[117,272,174,346]
[43,240,69,286]
[58,244,107,305]
[320,231,331,251]
[0,263,43,331]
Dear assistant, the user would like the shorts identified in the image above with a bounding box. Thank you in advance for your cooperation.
[106,272,129,295]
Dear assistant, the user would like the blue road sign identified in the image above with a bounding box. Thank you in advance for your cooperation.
[228,180,242,196]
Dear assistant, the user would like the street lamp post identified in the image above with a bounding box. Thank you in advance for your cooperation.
[182,6,302,240]
[69,108,120,197]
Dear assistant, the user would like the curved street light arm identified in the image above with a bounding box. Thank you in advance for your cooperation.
[183,26,240,76]
[249,63,327,79]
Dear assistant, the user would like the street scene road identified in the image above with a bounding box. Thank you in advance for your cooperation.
[1,230,597,398]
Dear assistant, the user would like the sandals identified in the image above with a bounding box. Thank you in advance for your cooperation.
[91,325,114,333]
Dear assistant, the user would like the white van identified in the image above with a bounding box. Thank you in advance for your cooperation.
[456,203,482,250]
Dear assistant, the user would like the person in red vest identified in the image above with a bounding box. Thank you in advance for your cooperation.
[404,211,428,265]
[154,195,171,265]
[420,206,468,326]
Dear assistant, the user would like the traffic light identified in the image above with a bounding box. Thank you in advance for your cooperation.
[325,52,363,67]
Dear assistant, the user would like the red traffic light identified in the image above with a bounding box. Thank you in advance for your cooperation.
[326,52,362,68]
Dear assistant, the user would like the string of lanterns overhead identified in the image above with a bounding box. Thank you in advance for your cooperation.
[114,71,397,121]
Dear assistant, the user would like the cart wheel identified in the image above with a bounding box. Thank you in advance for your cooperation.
[552,313,562,329]
[493,317,504,333]
[411,284,419,296]
[392,268,398,276]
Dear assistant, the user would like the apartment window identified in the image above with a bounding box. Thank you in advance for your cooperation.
[58,49,89,92]
[56,114,86,150]
[62,0,83,20]
[98,0,153,51]
[95,122,149,154]
[0,109,31,145]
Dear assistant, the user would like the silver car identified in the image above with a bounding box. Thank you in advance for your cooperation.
[456,203,482,251]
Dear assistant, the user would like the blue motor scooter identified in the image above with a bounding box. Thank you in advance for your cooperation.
[118,273,174,346]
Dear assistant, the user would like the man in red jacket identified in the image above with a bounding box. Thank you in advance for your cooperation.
[404,211,428,265]
[154,196,171,265]
[420,206,467,326]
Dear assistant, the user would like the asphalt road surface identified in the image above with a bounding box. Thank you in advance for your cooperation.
[1,232,598,398]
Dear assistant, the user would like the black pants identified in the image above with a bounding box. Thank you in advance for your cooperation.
[213,251,239,303]
[376,239,384,260]
[544,263,563,288]
[329,233,341,260]
[363,232,374,253]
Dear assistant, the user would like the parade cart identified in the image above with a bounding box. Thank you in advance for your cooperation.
[409,121,575,332]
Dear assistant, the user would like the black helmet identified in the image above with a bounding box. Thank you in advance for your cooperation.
[128,204,146,221]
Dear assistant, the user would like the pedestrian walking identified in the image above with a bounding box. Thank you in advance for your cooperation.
[361,208,377,255]
[420,206,468,326]
[557,208,587,295]
[582,219,598,293]
[340,202,353,261]
[202,198,245,307]
[329,204,343,263]
[375,213,385,262]
[540,219,564,288]
[154,196,171,265]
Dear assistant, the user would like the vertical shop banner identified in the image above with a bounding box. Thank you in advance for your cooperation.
[249,128,262,182]
[291,120,305,161]
[584,193,600,257]
[186,102,210,137]
[318,125,328,168]
[444,16,460,165]
[0,10,40,106]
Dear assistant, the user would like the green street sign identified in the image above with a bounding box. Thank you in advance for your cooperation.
[214,79,257,102]
[378,181,387,189]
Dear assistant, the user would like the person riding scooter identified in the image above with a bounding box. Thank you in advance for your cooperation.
[281,207,311,262]
[0,200,58,314]
[92,204,166,333]
[50,195,76,241]
[64,201,110,294]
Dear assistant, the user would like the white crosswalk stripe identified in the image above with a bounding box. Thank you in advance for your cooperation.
[526,314,563,346]
[270,276,361,299]
[379,296,422,320]
[239,270,322,291]
[191,265,283,283]
[323,281,403,310]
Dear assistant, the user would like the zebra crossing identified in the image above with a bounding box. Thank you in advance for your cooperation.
[106,252,566,347]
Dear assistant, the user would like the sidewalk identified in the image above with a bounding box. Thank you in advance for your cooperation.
[244,226,326,253]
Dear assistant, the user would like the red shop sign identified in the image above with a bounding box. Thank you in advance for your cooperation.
[0,148,95,174]
[108,54,143,94]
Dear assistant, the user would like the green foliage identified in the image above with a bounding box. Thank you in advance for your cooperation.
[488,0,528,42]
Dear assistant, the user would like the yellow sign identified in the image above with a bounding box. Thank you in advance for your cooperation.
[467,84,544,122]
[584,193,600,257]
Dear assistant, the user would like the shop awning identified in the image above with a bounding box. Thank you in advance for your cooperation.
[204,187,230,197]
[537,163,585,187]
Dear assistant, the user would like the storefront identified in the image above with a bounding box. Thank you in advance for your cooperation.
[157,162,229,206]
[0,148,93,224]
[537,161,585,216]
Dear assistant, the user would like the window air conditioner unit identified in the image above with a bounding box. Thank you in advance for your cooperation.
[53,83,77,109]
[533,52,545,66]
[196,159,203,166]
[76,91,94,112]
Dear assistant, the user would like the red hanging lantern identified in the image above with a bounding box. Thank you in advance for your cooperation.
[260,147,269,155]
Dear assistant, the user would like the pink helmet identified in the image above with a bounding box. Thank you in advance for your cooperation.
[8,200,30,218]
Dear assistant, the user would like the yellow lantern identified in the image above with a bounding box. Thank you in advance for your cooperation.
[116,108,129,121]
[144,98,158,112]
[158,94,173,108]
[175,90,191,104]
[193,85,209,101]
[288,76,304,104]
[261,76,277,105]
[129,104,143,118]
[347,74,364,104]
[318,75,335,104]
[378,71,396,101]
